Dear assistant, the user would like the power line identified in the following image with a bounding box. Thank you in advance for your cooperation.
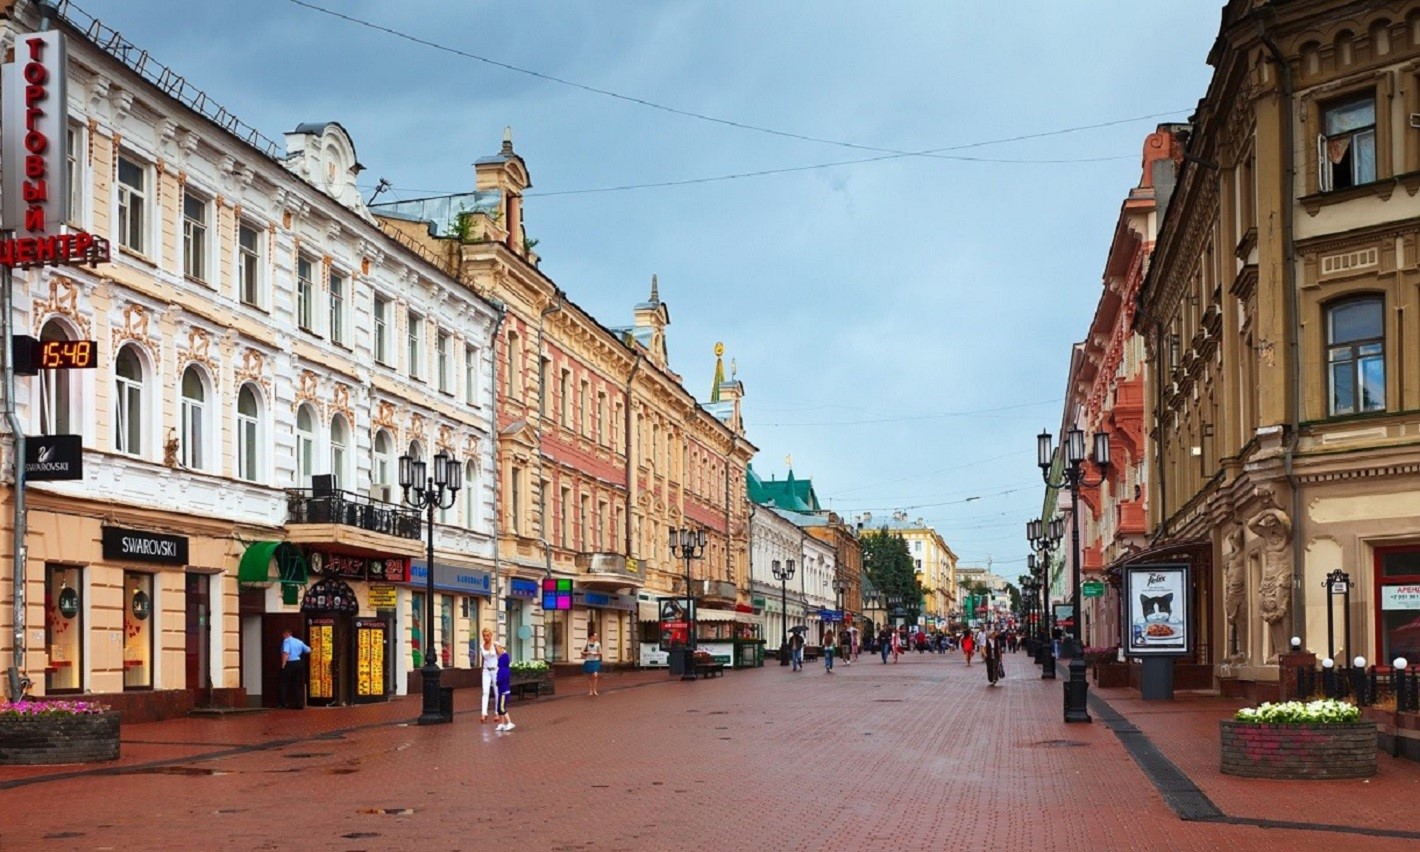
[756,399,1064,428]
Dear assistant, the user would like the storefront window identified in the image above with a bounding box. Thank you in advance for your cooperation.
[439,594,453,668]
[45,564,83,692]
[462,596,479,667]
[1378,546,1420,664]
[124,572,154,690]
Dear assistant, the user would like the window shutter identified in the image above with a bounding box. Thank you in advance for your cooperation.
[1317,133,1331,193]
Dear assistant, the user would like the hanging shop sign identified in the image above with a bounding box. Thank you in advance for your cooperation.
[24,433,82,481]
[368,584,398,609]
[102,526,189,566]
[0,30,108,268]
[1082,580,1106,598]
[542,577,573,611]
[508,578,538,599]
[56,586,79,618]
[1123,563,1191,656]
[131,589,151,621]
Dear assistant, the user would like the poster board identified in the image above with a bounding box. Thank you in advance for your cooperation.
[1123,563,1190,656]
[354,618,387,701]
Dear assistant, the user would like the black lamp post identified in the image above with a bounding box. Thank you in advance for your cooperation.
[863,587,881,633]
[669,526,706,681]
[887,593,903,628]
[772,558,796,665]
[1038,426,1110,724]
[399,447,461,726]
[1027,516,1064,679]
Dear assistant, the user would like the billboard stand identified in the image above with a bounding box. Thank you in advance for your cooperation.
[1140,656,1175,700]
[1123,563,1191,702]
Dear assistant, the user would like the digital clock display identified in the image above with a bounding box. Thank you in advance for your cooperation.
[11,335,99,375]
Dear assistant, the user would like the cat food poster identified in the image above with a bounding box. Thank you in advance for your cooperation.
[1124,564,1189,656]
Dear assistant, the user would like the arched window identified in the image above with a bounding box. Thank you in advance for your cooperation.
[372,429,394,501]
[114,345,144,455]
[1326,296,1385,416]
[236,384,261,482]
[38,319,76,436]
[329,415,350,489]
[180,365,207,469]
[295,404,317,485]
[463,460,479,528]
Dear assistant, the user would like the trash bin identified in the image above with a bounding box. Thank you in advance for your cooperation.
[668,647,686,676]
[438,686,455,722]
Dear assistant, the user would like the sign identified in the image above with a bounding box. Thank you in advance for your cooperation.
[626,557,639,574]
[368,584,398,609]
[102,526,189,565]
[1124,563,1190,656]
[657,596,694,623]
[354,618,387,700]
[409,561,492,596]
[0,31,107,269]
[12,336,99,375]
[131,590,151,621]
[542,577,573,611]
[307,617,334,700]
[57,586,78,618]
[1082,580,1106,598]
[1382,585,1420,611]
[24,433,82,481]
[573,591,636,612]
[306,550,408,583]
[508,578,538,599]
[1330,578,1351,595]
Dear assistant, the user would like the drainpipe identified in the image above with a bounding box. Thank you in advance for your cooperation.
[622,354,642,558]
[3,258,27,702]
[1258,18,1305,647]
[487,301,507,644]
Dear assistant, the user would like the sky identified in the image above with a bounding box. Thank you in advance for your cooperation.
[67,0,1224,578]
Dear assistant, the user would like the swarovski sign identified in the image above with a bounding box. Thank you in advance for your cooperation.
[102,526,189,566]
[23,433,81,481]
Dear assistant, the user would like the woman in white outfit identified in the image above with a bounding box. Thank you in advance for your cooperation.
[477,627,499,722]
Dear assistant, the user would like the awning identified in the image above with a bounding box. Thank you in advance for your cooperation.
[698,609,760,624]
[238,541,307,584]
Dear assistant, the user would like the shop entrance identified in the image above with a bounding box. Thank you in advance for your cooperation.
[301,578,389,705]
[185,573,211,692]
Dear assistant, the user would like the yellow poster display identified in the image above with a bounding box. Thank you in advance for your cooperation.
[355,618,386,699]
[308,618,334,700]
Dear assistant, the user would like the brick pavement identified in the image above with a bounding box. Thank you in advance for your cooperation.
[2,653,1419,850]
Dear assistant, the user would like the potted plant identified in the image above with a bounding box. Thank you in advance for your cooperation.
[0,699,119,765]
[509,660,554,696]
[1221,698,1377,779]
[1084,646,1128,687]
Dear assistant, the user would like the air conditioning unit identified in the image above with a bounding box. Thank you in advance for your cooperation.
[369,484,392,503]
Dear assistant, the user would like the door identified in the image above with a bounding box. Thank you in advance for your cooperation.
[260,612,306,708]
[185,573,211,690]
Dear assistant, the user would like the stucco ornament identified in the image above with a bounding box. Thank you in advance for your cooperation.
[1248,495,1292,662]
[1223,524,1248,663]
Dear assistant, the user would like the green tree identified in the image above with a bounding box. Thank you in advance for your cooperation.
[862,529,924,620]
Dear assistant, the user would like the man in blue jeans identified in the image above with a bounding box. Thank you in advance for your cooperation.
[788,631,805,672]
[823,632,835,674]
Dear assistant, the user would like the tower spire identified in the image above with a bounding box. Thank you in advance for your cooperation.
[710,342,725,402]
[649,273,660,304]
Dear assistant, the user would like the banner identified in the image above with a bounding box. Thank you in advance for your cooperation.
[1124,563,1190,656]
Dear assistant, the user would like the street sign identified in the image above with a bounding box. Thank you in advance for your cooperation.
[1083,580,1105,598]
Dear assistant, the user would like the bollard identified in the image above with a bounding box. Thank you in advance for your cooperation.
[1321,658,1336,699]
[1351,657,1367,705]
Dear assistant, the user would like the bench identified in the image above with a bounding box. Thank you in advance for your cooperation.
[694,662,725,678]
[510,678,554,700]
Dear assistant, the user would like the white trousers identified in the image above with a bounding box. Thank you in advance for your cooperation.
[481,668,497,715]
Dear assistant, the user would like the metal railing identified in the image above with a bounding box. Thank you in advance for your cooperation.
[286,488,422,540]
[1294,663,1420,711]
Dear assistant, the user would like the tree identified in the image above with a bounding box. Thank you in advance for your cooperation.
[862,529,924,620]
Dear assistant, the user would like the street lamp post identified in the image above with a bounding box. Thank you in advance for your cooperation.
[669,526,706,681]
[772,559,796,665]
[1037,426,1110,724]
[863,588,881,633]
[399,448,461,726]
[1027,516,1065,679]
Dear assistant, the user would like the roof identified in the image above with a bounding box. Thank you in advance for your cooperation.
[748,465,820,514]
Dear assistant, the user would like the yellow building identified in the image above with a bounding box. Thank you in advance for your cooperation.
[861,514,957,623]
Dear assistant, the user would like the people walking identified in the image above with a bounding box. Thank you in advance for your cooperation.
[493,643,515,731]
[581,630,602,696]
[476,627,499,723]
[278,629,310,709]
[823,631,836,673]
[961,630,975,667]
[983,630,1003,686]
[789,630,805,671]
[878,628,891,664]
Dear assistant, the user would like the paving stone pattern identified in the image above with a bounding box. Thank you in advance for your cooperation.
[2,654,1419,850]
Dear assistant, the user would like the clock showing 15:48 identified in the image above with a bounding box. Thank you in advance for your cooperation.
[10,335,99,374]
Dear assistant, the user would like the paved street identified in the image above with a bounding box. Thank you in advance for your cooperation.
[4,652,1420,850]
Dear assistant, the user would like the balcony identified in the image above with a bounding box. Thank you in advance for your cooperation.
[675,577,739,604]
[1117,499,1146,536]
[574,552,643,590]
[285,488,424,552]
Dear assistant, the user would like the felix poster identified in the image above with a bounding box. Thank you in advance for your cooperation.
[1124,563,1190,656]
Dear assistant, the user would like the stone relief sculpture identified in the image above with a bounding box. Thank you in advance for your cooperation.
[1222,524,1247,663]
[1247,492,1292,663]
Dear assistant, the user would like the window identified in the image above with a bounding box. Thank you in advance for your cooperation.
[114,345,144,455]
[238,223,262,307]
[38,320,74,436]
[330,415,350,489]
[464,345,480,405]
[507,332,522,398]
[596,500,607,551]
[236,384,260,482]
[329,271,347,346]
[295,405,317,485]
[296,255,316,331]
[117,156,146,252]
[407,311,424,379]
[510,465,523,534]
[182,192,209,282]
[373,296,391,364]
[560,486,571,548]
[595,392,606,444]
[45,564,83,693]
[580,494,590,549]
[559,369,571,426]
[1326,296,1385,416]
[373,430,395,501]
[123,572,154,690]
[180,365,207,469]
[66,124,83,226]
[579,380,589,435]
[463,460,479,528]
[1319,96,1376,191]
[436,331,451,393]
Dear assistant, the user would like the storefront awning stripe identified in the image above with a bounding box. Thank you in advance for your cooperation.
[238,541,307,584]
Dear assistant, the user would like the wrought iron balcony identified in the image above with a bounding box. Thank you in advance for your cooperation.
[574,552,641,585]
[286,488,422,540]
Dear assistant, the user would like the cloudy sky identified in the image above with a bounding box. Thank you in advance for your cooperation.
[69,0,1222,577]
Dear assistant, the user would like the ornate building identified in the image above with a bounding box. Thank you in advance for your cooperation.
[1135,0,1420,699]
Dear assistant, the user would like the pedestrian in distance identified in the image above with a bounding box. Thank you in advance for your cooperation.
[823,631,836,673]
[983,630,1003,686]
[582,631,602,695]
[494,644,515,731]
[477,627,499,722]
[891,629,902,663]
[961,630,975,667]
[789,630,805,671]
[878,627,891,664]
[278,629,310,709]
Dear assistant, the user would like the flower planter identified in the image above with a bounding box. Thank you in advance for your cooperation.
[1092,663,1130,688]
[0,711,120,765]
[1219,719,1377,779]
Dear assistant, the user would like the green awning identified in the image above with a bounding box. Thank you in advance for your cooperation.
[238,541,307,584]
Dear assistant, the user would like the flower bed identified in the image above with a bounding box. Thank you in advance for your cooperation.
[1221,699,1376,779]
[0,700,120,765]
